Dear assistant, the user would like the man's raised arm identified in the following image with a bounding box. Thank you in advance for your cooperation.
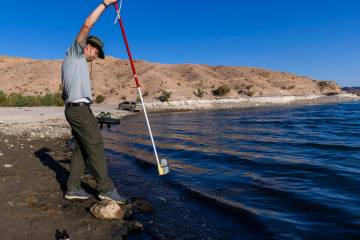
[76,0,118,45]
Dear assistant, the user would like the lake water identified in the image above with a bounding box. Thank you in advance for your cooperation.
[104,102,360,239]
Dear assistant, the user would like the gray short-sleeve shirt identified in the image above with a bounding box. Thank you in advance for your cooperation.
[61,40,92,103]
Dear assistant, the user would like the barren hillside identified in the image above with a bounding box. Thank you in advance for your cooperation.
[0,55,341,103]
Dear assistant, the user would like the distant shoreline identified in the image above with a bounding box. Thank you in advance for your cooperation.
[145,93,360,112]
[0,93,359,138]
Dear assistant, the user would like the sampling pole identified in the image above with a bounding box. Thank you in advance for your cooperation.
[113,2,169,175]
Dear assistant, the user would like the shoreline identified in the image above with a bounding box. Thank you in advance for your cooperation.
[145,93,360,112]
[0,94,359,138]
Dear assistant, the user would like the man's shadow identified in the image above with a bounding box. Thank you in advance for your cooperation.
[34,146,97,196]
[35,147,69,193]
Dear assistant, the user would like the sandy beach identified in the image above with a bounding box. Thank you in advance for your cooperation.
[0,94,359,239]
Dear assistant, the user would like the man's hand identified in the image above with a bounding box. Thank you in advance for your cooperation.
[104,0,118,6]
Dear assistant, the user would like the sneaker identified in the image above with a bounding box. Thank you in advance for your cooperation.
[65,188,92,200]
[99,188,127,204]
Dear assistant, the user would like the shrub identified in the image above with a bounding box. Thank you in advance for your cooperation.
[326,92,339,96]
[193,88,205,98]
[238,90,247,95]
[238,89,255,97]
[158,90,172,102]
[38,93,63,106]
[287,85,295,90]
[0,90,7,106]
[95,95,105,104]
[212,85,230,97]
[247,91,255,97]
[0,91,64,107]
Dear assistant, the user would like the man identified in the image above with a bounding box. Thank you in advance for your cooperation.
[61,0,125,203]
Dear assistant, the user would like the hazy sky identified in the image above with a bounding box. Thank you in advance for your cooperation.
[0,0,359,86]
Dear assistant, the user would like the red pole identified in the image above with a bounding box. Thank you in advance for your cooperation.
[112,2,170,175]
[114,3,141,88]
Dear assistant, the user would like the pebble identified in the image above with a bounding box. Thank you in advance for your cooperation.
[4,164,13,168]
[0,152,3,156]
[158,197,167,203]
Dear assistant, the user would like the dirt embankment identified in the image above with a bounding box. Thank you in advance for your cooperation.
[0,55,342,104]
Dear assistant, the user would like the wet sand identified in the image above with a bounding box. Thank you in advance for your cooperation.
[0,135,141,239]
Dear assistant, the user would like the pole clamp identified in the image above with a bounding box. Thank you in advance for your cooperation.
[114,0,123,24]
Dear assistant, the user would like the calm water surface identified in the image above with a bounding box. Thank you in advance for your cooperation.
[104,102,360,239]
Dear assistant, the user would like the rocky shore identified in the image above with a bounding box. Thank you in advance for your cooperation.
[0,136,124,239]
[145,93,360,112]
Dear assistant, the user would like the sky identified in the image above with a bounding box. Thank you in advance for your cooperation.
[0,0,359,86]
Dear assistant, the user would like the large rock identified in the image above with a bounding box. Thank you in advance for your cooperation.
[90,200,125,220]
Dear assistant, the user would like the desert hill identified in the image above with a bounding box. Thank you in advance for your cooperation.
[0,55,341,103]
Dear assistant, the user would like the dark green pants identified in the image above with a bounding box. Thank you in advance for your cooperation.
[65,105,114,192]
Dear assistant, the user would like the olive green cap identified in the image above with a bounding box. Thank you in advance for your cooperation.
[87,35,105,59]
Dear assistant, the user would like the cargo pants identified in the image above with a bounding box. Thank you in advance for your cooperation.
[64,105,114,192]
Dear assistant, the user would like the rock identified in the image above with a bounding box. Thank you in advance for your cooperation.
[90,200,125,220]
[4,164,13,168]
[0,152,3,156]
[52,155,64,161]
[158,197,167,203]
[130,197,154,213]
[125,220,144,232]
[25,196,38,206]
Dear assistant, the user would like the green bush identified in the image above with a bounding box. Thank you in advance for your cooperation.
[0,90,7,106]
[247,91,255,97]
[39,93,64,106]
[212,85,230,97]
[0,91,64,107]
[193,88,205,98]
[158,90,172,102]
[95,95,105,104]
